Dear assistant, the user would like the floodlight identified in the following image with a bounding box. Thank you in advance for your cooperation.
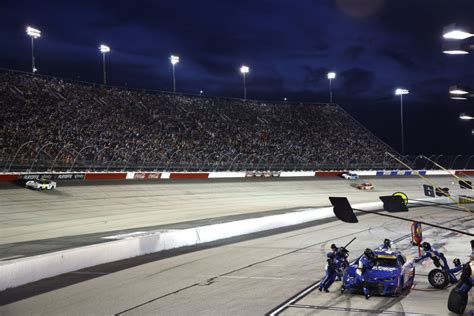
[443,49,469,55]
[99,45,110,53]
[451,96,468,100]
[443,24,473,40]
[460,113,474,120]
[442,40,470,55]
[240,65,249,74]
[170,55,180,65]
[327,72,336,79]
[449,85,469,95]
[26,26,41,38]
[395,88,409,95]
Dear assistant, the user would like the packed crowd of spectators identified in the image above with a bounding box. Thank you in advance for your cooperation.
[0,70,395,170]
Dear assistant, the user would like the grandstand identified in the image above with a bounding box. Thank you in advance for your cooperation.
[0,69,398,172]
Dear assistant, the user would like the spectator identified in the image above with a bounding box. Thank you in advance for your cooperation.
[0,70,395,171]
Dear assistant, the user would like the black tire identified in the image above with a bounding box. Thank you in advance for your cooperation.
[447,287,468,314]
[428,269,450,289]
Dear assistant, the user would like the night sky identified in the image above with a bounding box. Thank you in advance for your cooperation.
[1,0,474,156]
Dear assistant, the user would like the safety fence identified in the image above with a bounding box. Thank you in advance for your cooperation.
[2,169,473,182]
[2,154,474,173]
[2,139,473,174]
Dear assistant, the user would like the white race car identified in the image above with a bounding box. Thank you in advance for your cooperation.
[342,172,359,180]
[26,179,57,190]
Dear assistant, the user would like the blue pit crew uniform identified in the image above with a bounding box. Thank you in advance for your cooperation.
[319,246,338,292]
[414,242,449,270]
[334,247,350,281]
[375,239,391,251]
[342,249,375,299]
[446,259,463,283]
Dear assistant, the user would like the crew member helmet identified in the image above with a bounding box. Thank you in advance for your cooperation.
[421,242,431,251]
[364,248,375,259]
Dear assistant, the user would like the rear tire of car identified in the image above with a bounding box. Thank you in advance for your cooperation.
[428,269,449,289]
[447,286,468,314]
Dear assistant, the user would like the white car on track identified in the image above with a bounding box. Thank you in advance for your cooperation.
[342,172,359,180]
[25,178,57,190]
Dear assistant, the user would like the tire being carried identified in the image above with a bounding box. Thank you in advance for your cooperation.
[428,269,450,289]
[447,286,468,314]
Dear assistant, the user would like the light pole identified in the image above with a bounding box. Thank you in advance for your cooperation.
[26,26,41,73]
[395,88,409,155]
[327,72,336,103]
[170,55,179,93]
[240,65,249,100]
[99,44,110,85]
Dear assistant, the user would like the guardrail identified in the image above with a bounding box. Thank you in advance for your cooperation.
[2,169,473,182]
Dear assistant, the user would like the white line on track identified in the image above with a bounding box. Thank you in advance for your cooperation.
[267,280,321,316]
[221,275,316,281]
[0,255,25,261]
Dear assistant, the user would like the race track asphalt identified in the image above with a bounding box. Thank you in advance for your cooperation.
[1,201,473,315]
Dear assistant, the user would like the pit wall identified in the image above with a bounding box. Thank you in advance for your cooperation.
[0,170,473,182]
[0,198,450,291]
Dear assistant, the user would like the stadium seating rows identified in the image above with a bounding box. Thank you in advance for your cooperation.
[0,71,394,171]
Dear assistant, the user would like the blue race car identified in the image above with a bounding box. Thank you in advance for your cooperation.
[342,250,415,296]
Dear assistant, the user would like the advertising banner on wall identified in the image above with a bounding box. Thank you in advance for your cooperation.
[133,172,162,180]
[245,171,281,178]
[20,173,86,180]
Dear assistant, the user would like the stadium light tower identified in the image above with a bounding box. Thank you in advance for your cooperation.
[327,72,336,103]
[240,65,249,100]
[170,55,179,93]
[99,44,110,85]
[26,26,41,73]
[395,88,409,155]
[443,24,474,40]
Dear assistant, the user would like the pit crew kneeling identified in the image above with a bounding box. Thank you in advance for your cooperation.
[341,248,375,299]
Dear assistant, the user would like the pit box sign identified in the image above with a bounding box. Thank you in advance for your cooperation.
[423,184,450,198]
[21,173,85,180]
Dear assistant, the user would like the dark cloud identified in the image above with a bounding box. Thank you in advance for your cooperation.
[344,45,365,61]
[340,68,375,95]
[302,66,328,87]
[380,49,417,69]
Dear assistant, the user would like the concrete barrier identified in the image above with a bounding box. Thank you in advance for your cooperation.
[0,201,388,291]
